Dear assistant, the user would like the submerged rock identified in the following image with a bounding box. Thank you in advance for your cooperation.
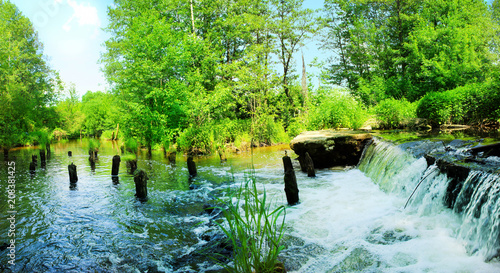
[290,130,372,169]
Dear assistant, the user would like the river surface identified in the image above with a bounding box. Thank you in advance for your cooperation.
[1,139,500,272]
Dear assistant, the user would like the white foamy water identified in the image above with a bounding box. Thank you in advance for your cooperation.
[261,168,500,273]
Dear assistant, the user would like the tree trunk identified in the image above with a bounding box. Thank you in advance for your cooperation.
[134,169,148,201]
[115,123,119,140]
[3,148,8,161]
[283,155,299,205]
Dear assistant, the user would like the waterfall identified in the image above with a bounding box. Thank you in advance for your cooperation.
[358,138,500,261]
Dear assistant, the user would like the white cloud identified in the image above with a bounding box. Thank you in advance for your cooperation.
[63,0,101,31]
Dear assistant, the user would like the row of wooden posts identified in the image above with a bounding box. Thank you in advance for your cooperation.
[66,151,199,201]
[30,147,314,206]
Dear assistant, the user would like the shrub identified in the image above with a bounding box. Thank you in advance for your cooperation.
[124,138,138,153]
[252,114,289,145]
[287,115,308,138]
[86,138,100,151]
[373,98,417,129]
[100,130,115,140]
[416,82,499,126]
[308,89,368,130]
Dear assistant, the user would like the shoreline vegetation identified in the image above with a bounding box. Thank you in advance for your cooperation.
[2,0,500,156]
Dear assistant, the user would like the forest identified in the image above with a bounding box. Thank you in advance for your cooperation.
[1,0,500,155]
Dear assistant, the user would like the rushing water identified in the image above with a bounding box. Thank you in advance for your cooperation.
[1,138,500,272]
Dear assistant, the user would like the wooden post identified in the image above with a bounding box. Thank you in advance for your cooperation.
[304,152,315,177]
[39,149,46,163]
[112,155,121,176]
[187,156,197,177]
[168,151,176,164]
[68,151,72,157]
[134,169,148,200]
[29,161,36,175]
[127,160,137,174]
[115,123,119,140]
[283,155,299,205]
[46,142,51,155]
[68,163,78,184]
[32,154,37,164]
[3,148,8,160]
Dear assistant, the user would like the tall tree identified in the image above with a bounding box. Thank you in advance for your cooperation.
[321,0,497,103]
[0,0,59,150]
[103,0,217,152]
[271,0,316,107]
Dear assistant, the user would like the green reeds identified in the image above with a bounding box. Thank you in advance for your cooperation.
[217,171,286,272]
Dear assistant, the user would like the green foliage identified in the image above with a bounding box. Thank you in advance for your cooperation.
[124,138,138,154]
[51,128,68,141]
[86,138,100,151]
[0,0,60,148]
[373,98,417,129]
[416,82,500,126]
[308,88,368,130]
[287,115,309,138]
[100,130,115,140]
[32,128,51,149]
[81,91,121,137]
[321,0,498,102]
[252,114,289,145]
[217,175,286,273]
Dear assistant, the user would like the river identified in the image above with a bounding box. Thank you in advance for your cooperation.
[0,138,499,272]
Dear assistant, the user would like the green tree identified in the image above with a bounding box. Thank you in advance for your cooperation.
[321,0,497,103]
[0,0,59,151]
[271,0,316,108]
[103,0,217,153]
[80,91,121,137]
[55,83,85,138]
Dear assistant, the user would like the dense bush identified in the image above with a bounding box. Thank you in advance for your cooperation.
[373,98,417,129]
[308,89,368,130]
[417,82,500,126]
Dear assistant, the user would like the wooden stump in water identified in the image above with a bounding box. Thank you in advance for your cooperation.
[304,152,315,177]
[283,155,299,206]
[68,163,78,184]
[32,154,37,164]
[40,149,46,163]
[68,151,72,157]
[218,148,227,163]
[3,148,8,160]
[46,142,51,155]
[134,169,148,200]
[112,155,121,176]
[29,161,36,175]
[168,151,176,164]
[127,160,137,174]
[187,156,197,177]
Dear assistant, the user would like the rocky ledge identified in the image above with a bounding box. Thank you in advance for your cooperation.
[290,130,372,169]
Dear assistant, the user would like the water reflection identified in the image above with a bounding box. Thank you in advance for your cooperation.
[0,139,289,272]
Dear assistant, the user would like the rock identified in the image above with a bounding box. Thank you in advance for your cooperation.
[290,130,372,168]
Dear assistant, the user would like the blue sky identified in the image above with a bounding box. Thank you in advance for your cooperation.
[10,0,326,98]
